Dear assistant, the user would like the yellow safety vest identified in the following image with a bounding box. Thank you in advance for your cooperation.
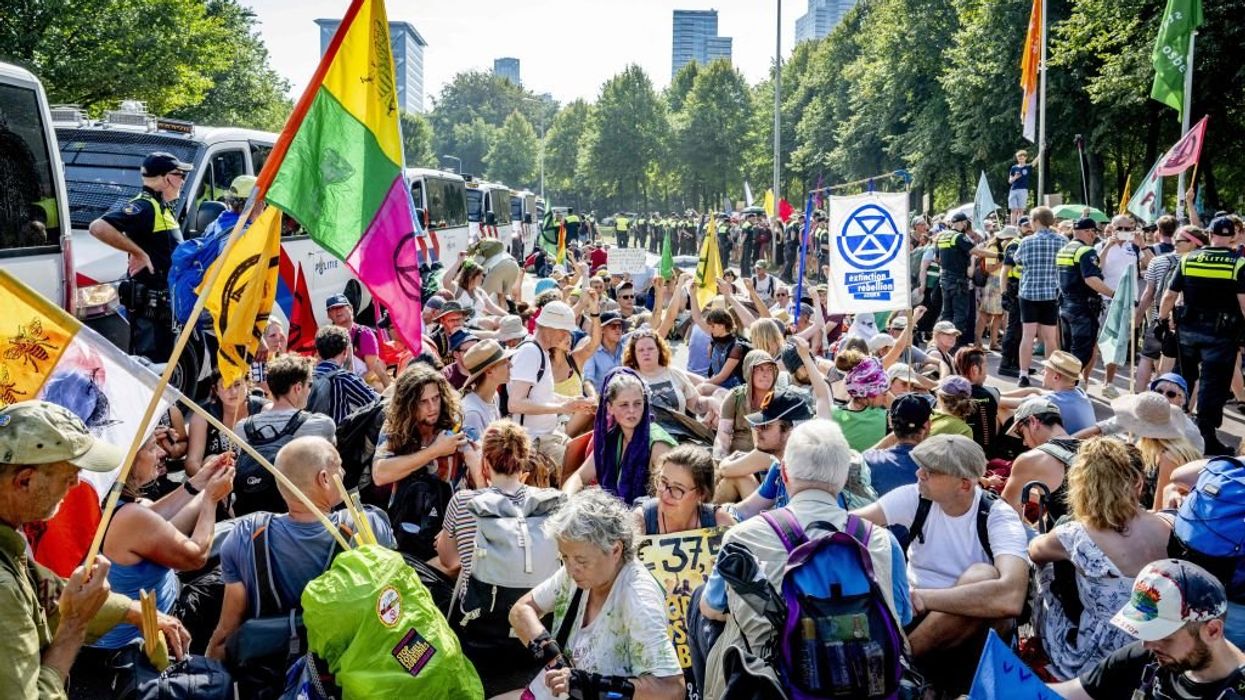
[616,216,630,232]
[1181,250,1245,280]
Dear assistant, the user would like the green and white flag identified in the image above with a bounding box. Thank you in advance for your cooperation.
[660,230,675,279]
[1150,0,1203,120]
[1097,265,1137,368]
[972,171,998,234]
[1127,159,1165,224]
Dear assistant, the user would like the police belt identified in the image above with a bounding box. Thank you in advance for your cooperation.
[1178,306,1242,327]
[1061,293,1100,308]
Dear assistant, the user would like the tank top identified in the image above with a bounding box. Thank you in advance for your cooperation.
[553,355,584,398]
[1034,437,1082,523]
[93,501,180,649]
[639,498,717,535]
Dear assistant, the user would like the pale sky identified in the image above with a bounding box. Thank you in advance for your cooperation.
[243,0,800,106]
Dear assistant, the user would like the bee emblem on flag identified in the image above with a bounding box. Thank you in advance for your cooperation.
[0,366,25,407]
[5,319,59,371]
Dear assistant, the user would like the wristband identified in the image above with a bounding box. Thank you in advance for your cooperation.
[590,313,601,318]
[527,632,562,666]
[183,481,201,496]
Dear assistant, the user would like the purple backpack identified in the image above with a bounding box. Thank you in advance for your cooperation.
[761,509,906,700]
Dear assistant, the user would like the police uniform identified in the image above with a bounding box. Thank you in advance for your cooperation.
[633,216,647,250]
[100,153,190,362]
[1055,238,1105,369]
[564,212,581,244]
[614,214,630,248]
[936,225,976,344]
[1167,236,1245,451]
[999,237,1024,374]
[740,218,756,271]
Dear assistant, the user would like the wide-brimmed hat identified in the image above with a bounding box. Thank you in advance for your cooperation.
[493,315,528,343]
[461,340,516,388]
[535,301,579,333]
[0,401,124,472]
[434,300,469,320]
[1112,391,1184,440]
[1043,351,1083,382]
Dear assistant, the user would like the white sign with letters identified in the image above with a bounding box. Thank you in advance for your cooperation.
[607,247,648,274]
[826,191,911,314]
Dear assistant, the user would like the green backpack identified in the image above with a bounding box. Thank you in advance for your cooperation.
[301,546,484,699]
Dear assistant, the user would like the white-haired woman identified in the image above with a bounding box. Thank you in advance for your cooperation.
[508,489,684,700]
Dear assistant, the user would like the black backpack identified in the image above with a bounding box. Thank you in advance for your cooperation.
[234,411,309,516]
[335,397,388,496]
[386,468,452,562]
[902,490,997,562]
[306,369,349,418]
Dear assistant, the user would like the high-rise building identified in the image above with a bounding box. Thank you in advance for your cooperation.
[672,9,733,78]
[315,19,427,113]
[795,0,857,44]
[494,57,521,86]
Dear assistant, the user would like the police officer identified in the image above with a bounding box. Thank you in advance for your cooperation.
[633,213,647,251]
[998,224,1025,377]
[1159,217,1245,455]
[564,208,581,245]
[614,212,630,248]
[935,211,987,347]
[88,151,191,362]
[1056,218,1113,383]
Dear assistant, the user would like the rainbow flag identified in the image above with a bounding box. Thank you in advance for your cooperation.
[260,0,422,346]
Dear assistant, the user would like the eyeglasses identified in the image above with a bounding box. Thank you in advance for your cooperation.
[167,171,186,181]
[1159,389,1184,400]
[1175,237,1198,245]
[619,295,635,300]
[658,478,690,500]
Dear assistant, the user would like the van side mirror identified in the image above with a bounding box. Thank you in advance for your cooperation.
[194,201,226,237]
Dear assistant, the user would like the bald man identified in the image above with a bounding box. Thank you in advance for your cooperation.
[206,437,394,661]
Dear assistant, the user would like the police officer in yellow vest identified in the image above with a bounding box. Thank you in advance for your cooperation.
[997,224,1025,376]
[88,152,191,363]
[936,212,988,348]
[1159,217,1245,455]
[614,212,630,248]
[633,214,647,251]
[1056,218,1114,382]
[564,209,581,245]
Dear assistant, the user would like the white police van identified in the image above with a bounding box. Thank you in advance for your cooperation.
[0,62,78,315]
[510,189,538,258]
[406,167,470,264]
[465,177,513,250]
[52,102,368,393]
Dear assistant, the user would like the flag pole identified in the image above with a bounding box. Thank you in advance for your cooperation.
[1175,31,1197,220]
[1036,0,1048,201]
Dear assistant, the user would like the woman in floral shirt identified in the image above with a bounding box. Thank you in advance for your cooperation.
[509,488,684,699]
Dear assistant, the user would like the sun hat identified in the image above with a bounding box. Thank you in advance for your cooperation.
[1111,391,1184,440]
[433,300,469,320]
[493,315,528,343]
[868,334,897,353]
[534,301,579,333]
[886,363,915,384]
[461,340,516,388]
[845,357,889,399]
[1043,351,1083,382]
[0,401,124,472]
[932,320,961,336]
[997,225,1020,239]
[534,278,558,296]
[1111,559,1227,642]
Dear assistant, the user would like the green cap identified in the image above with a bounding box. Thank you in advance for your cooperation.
[0,401,125,472]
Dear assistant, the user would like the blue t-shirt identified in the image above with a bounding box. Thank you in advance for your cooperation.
[687,324,712,377]
[755,461,790,510]
[862,443,921,497]
[1010,164,1034,190]
[220,508,396,612]
[1047,388,1096,435]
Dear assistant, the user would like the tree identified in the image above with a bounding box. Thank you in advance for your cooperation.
[577,65,666,211]
[451,118,497,177]
[428,71,554,176]
[486,110,538,188]
[666,62,699,113]
[672,60,752,209]
[399,112,436,168]
[545,100,592,207]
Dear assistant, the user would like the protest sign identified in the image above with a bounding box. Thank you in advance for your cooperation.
[826,191,911,314]
[607,247,648,274]
[637,526,727,699]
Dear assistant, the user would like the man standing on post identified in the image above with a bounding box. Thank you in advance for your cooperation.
[88,152,191,363]
[1057,218,1114,386]
[1007,150,1033,225]
[936,212,985,347]
[1159,217,1245,456]
[1014,207,1065,388]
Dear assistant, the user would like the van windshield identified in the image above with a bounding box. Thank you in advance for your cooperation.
[57,129,200,228]
[466,188,483,223]
[0,82,62,250]
[510,196,523,221]
[422,176,466,229]
[489,190,512,225]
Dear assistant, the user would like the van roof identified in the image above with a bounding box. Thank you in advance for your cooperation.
[405,167,464,182]
[54,121,276,146]
[0,61,41,87]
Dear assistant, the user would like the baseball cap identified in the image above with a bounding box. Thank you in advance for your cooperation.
[1018,216,1031,226]
[424,295,446,311]
[434,300,469,320]
[1111,559,1227,642]
[1006,397,1061,436]
[888,316,908,331]
[910,434,987,479]
[1149,372,1188,396]
[599,311,624,327]
[1209,216,1236,238]
[325,293,351,310]
[932,320,961,336]
[890,393,933,433]
[1073,217,1098,231]
[867,334,897,353]
[227,175,257,201]
[754,259,770,270]
[448,330,479,352]
[0,401,125,472]
[949,212,970,224]
[936,375,972,398]
[745,390,813,426]
[998,225,1020,239]
[886,363,916,384]
[141,151,193,177]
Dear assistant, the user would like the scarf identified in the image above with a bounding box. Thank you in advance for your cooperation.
[592,367,652,506]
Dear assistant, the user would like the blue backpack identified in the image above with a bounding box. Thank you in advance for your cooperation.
[760,508,906,700]
[169,213,236,326]
[1172,456,1245,601]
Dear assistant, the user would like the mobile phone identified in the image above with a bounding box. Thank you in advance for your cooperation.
[463,426,480,442]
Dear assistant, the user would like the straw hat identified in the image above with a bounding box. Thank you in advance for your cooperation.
[1112,391,1184,440]
[461,339,516,388]
[1043,350,1083,382]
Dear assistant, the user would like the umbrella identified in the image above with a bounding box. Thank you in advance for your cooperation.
[742,205,766,215]
[1052,204,1110,223]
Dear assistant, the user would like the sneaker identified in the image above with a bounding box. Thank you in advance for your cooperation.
[997,365,1021,378]
[1018,375,1031,388]
[1102,384,1120,400]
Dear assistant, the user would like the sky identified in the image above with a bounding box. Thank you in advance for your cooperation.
[244,0,800,106]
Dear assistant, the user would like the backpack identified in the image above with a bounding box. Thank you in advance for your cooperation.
[234,411,309,516]
[169,218,232,327]
[760,509,907,700]
[451,489,565,654]
[306,369,349,418]
[110,651,233,700]
[387,468,453,561]
[904,490,996,562]
[499,339,547,424]
[1170,456,1245,601]
[336,397,388,496]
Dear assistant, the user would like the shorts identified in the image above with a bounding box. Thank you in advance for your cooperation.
[1019,297,1059,326]
[1008,188,1028,210]
[1142,319,1180,360]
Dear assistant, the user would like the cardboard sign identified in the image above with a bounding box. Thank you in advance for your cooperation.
[606,247,648,274]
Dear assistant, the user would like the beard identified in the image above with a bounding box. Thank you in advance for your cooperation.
[1160,636,1213,674]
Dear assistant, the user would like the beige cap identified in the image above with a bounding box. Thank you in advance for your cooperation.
[493,315,528,343]
[910,434,987,480]
[0,401,125,472]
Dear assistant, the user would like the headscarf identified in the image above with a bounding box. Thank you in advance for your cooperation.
[845,313,879,342]
[845,356,889,399]
[593,367,653,506]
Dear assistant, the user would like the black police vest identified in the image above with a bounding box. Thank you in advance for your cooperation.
[936,231,970,279]
[1179,247,1245,316]
[1056,241,1096,302]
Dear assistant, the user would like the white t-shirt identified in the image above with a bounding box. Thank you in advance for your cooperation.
[1096,241,1140,299]
[460,390,500,440]
[527,559,682,699]
[752,273,777,304]
[640,366,696,415]
[507,341,557,437]
[878,485,1029,589]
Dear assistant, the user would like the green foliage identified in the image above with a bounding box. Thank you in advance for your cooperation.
[486,110,538,188]
[428,71,553,179]
[576,64,666,210]
[451,117,497,177]
[545,99,592,206]
[399,111,436,169]
[670,60,751,209]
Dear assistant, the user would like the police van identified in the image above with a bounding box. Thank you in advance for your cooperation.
[52,102,368,393]
[510,189,538,258]
[406,167,469,265]
[464,177,512,250]
[0,62,77,315]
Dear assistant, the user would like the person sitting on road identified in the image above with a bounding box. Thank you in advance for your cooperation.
[1074,372,1203,453]
[186,370,267,478]
[311,325,379,424]
[717,391,816,518]
[325,293,390,389]
[929,375,977,438]
[864,392,934,497]
[634,445,737,536]
[1001,397,1081,523]
[854,434,1030,695]
[831,352,891,452]
[715,349,781,460]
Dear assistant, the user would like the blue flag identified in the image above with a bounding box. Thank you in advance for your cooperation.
[793,194,815,324]
[968,630,1061,700]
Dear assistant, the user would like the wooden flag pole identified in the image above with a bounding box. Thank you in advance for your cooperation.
[176,396,351,551]
[331,473,376,546]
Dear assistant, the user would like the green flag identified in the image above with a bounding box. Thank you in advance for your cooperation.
[660,230,675,278]
[1096,266,1137,369]
[1150,0,1203,119]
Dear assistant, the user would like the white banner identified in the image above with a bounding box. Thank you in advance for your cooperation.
[826,191,911,314]
[607,247,648,274]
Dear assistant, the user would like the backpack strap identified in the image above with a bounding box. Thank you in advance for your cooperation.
[555,587,585,653]
[909,497,934,547]
[514,340,547,428]
[642,499,660,535]
[760,508,808,553]
[976,491,997,562]
[250,513,284,618]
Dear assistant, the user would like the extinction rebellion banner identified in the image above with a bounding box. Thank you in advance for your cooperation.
[826,191,911,314]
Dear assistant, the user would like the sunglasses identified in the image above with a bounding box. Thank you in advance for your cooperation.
[1175,237,1200,245]
[167,171,186,181]
[1159,388,1184,400]
[619,295,635,300]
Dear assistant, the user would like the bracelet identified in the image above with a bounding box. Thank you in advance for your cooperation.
[183,481,201,496]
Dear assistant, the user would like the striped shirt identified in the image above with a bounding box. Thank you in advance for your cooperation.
[1015,229,1067,301]
[312,360,379,423]
[1144,252,1179,322]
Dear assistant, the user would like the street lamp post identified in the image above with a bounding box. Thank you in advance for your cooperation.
[441,154,461,174]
